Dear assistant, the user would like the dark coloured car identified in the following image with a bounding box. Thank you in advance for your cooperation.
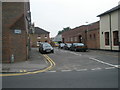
[39,42,54,54]
[63,43,72,50]
[70,43,88,52]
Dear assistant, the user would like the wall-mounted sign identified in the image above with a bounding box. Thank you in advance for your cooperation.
[14,29,21,34]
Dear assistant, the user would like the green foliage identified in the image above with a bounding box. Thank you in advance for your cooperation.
[58,27,71,35]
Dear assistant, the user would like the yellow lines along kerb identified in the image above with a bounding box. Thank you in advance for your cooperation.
[0,54,56,77]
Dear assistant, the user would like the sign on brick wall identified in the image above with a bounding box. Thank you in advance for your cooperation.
[14,29,22,34]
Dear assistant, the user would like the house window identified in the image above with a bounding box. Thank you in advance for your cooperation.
[79,35,82,43]
[68,38,70,42]
[71,37,73,42]
[45,35,47,38]
[90,34,92,39]
[74,37,77,41]
[37,36,41,39]
[67,38,69,42]
[94,34,96,39]
[65,38,67,42]
[105,32,109,45]
[113,31,119,46]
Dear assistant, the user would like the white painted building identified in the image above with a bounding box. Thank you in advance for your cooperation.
[98,5,120,51]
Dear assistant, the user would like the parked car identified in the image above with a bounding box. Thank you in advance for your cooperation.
[54,43,59,47]
[39,42,54,54]
[63,43,72,50]
[59,43,65,49]
[70,43,88,52]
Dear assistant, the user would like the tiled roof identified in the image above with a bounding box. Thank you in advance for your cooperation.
[35,27,50,34]
[97,5,120,17]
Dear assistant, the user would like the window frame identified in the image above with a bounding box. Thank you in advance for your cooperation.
[105,32,110,46]
[113,31,119,46]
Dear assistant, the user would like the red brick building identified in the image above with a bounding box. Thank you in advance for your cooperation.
[86,21,100,49]
[2,2,31,63]
[62,25,87,44]
[62,21,100,49]
[30,27,50,47]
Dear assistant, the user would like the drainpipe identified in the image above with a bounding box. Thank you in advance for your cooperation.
[118,1,120,51]
[109,14,112,51]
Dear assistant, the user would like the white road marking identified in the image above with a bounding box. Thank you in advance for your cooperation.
[114,65,120,68]
[76,69,88,71]
[43,67,116,73]
[47,71,56,72]
[91,68,102,71]
[61,70,72,72]
[89,57,119,68]
[69,52,79,56]
[79,54,82,56]
[105,67,115,69]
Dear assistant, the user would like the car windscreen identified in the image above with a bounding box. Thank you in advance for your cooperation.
[60,43,65,46]
[43,43,52,48]
[74,43,84,46]
[67,44,72,47]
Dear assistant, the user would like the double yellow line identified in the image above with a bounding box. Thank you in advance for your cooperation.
[0,54,56,77]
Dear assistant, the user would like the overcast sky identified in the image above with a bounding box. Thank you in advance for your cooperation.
[30,0,119,37]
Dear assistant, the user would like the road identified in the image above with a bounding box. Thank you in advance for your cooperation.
[3,69,118,88]
[2,48,119,88]
[47,48,119,71]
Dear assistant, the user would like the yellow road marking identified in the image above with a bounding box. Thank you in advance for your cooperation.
[24,70,27,72]
[0,54,56,77]
[20,70,23,72]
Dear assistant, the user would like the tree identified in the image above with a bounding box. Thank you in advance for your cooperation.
[57,27,71,35]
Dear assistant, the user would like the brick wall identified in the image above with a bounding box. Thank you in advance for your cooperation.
[62,21,100,49]
[0,2,2,63]
[87,21,100,49]
[10,15,27,62]
[62,25,87,44]
[2,2,29,63]
[30,33,50,47]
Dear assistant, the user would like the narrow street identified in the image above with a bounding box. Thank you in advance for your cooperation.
[2,48,119,88]
[1,1,120,89]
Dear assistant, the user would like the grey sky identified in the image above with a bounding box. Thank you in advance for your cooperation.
[30,0,119,37]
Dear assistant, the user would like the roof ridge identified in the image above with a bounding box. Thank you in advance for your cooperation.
[97,5,120,17]
[34,27,50,34]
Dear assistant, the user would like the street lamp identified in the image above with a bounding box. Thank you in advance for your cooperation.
[85,22,88,45]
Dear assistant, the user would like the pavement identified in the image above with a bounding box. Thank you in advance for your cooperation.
[1,48,49,73]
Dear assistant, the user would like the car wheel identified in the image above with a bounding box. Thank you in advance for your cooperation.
[51,50,54,53]
[82,50,85,52]
[39,48,40,52]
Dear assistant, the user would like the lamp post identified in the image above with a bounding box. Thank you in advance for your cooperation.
[85,22,88,45]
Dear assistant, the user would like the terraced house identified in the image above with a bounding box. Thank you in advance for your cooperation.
[30,27,50,47]
[2,1,31,63]
[98,5,120,51]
